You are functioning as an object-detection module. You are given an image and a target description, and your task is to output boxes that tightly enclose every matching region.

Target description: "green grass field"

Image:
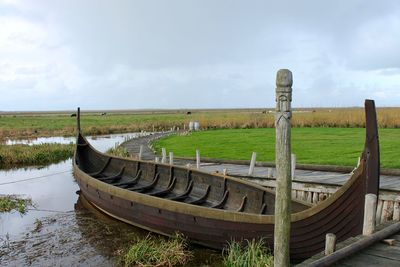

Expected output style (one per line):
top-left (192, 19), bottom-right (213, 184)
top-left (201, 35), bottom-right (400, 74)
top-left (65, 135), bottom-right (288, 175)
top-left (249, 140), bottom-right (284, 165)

top-left (154, 128), bottom-right (400, 169)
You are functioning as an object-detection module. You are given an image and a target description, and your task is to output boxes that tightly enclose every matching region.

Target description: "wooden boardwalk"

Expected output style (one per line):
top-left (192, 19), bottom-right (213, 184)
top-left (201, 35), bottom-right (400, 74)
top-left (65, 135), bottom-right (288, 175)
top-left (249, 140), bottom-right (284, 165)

top-left (122, 132), bottom-right (400, 192)
top-left (297, 223), bottom-right (400, 266)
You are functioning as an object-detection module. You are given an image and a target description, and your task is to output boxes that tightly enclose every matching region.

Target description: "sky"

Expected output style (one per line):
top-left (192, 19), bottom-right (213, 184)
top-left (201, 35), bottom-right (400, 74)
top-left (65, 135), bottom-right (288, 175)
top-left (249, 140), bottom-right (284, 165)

top-left (1, 0), bottom-right (400, 111)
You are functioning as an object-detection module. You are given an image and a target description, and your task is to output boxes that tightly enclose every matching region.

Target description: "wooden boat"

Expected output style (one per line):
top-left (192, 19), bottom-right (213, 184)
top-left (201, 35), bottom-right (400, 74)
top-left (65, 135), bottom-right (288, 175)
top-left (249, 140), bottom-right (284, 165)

top-left (73, 100), bottom-right (379, 262)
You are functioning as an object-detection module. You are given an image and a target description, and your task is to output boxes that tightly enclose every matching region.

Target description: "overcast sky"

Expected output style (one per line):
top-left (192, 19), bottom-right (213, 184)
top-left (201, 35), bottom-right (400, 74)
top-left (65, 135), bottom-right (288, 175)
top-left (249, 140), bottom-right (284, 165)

top-left (1, 0), bottom-right (399, 111)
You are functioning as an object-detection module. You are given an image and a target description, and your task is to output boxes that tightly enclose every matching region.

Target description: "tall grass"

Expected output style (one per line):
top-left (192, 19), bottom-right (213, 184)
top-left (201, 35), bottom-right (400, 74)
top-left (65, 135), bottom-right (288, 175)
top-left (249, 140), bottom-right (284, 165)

top-left (223, 239), bottom-right (273, 267)
top-left (0, 143), bottom-right (74, 167)
top-left (119, 233), bottom-right (192, 267)
top-left (106, 145), bottom-right (130, 158)
top-left (0, 108), bottom-right (399, 141)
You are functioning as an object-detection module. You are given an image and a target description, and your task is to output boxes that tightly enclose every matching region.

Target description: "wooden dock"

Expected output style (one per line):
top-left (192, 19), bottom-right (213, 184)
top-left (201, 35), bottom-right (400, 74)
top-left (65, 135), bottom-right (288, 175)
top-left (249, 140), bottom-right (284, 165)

top-left (297, 222), bottom-right (400, 266)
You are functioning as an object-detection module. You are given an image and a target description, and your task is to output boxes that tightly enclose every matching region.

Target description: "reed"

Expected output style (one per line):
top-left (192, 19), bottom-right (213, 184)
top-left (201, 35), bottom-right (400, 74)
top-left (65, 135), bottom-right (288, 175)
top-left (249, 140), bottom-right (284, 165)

top-left (0, 195), bottom-right (33, 214)
top-left (120, 233), bottom-right (192, 267)
top-left (0, 143), bottom-right (74, 167)
top-left (223, 239), bottom-right (273, 267)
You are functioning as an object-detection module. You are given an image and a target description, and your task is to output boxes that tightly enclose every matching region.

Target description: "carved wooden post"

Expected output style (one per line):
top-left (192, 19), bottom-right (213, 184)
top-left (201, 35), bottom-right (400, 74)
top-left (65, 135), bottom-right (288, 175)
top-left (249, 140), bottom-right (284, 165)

top-left (274, 69), bottom-right (293, 267)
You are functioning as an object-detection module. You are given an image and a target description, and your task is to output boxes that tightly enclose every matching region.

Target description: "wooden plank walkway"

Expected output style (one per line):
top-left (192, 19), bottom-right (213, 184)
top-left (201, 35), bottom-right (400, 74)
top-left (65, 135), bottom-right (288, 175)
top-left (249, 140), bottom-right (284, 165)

top-left (121, 133), bottom-right (400, 191)
top-left (297, 223), bottom-right (400, 266)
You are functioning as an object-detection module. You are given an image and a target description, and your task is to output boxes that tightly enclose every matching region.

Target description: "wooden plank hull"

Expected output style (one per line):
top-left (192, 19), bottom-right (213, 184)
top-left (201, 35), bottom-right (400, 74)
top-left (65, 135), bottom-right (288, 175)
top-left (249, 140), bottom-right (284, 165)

top-left (73, 100), bottom-right (380, 262)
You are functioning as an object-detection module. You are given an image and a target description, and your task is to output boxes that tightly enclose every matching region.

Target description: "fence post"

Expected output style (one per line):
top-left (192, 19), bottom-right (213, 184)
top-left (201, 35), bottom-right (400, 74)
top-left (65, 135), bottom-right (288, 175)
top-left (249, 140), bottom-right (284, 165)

top-left (274, 69), bottom-right (293, 267)
top-left (363, 193), bottom-right (377, 236)
top-left (161, 148), bottom-right (167, 163)
top-left (138, 145), bottom-right (143, 160)
top-left (248, 152), bottom-right (257, 176)
top-left (325, 233), bottom-right (336, 255)
top-left (196, 149), bottom-right (200, 169)
top-left (169, 152), bottom-right (174, 165)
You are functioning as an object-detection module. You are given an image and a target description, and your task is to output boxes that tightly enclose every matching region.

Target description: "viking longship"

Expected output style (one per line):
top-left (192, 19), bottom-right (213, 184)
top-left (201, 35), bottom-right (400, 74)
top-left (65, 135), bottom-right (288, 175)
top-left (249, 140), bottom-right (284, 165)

top-left (73, 100), bottom-right (379, 261)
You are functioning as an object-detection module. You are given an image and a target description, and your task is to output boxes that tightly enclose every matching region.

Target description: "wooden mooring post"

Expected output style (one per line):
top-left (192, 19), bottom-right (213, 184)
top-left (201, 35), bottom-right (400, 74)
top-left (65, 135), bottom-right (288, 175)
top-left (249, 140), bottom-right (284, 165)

top-left (161, 148), bottom-right (167, 163)
top-left (138, 145), bottom-right (143, 160)
top-left (363, 193), bottom-right (377, 235)
top-left (325, 233), bottom-right (337, 255)
top-left (274, 69), bottom-right (293, 267)
top-left (196, 149), bottom-right (200, 169)
top-left (248, 152), bottom-right (257, 175)
top-left (169, 152), bottom-right (174, 165)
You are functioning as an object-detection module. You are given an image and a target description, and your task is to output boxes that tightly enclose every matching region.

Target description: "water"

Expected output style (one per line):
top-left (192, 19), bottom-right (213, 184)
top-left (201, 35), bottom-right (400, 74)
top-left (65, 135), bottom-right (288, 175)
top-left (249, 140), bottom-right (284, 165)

top-left (0, 133), bottom-right (140, 239)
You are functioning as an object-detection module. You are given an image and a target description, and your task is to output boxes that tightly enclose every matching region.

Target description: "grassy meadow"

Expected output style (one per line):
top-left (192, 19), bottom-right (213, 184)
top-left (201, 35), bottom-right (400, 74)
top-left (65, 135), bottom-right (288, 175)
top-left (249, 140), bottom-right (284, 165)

top-left (0, 107), bottom-right (399, 141)
top-left (154, 128), bottom-right (400, 169)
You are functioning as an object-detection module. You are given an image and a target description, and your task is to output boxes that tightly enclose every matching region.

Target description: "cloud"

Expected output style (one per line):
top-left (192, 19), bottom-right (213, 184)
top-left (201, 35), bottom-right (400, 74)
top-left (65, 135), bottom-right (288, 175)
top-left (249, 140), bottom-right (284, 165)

top-left (0, 0), bottom-right (400, 110)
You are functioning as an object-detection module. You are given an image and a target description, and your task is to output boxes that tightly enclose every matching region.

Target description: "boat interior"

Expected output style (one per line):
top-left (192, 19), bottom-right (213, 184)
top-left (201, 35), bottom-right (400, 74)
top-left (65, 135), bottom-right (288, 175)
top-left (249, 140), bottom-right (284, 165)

top-left (75, 134), bottom-right (309, 215)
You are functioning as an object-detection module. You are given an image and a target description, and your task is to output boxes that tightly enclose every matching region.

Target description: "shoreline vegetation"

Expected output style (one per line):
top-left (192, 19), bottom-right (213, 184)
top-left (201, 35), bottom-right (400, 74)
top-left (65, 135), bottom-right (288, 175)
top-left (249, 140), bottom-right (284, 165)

top-left (0, 143), bottom-right (74, 168)
top-left (0, 108), bottom-right (399, 141)
top-left (0, 195), bottom-right (34, 214)
top-left (118, 233), bottom-right (192, 267)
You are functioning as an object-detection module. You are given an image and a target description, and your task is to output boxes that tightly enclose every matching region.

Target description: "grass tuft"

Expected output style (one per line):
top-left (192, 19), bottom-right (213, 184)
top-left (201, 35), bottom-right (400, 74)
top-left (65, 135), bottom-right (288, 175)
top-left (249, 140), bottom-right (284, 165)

top-left (0, 195), bottom-right (34, 214)
top-left (119, 233), bottom-right (192, 267)
top-left (0, 143), bottom-right (74, 168)
top-left (223, 239), bottom-right (273, 267)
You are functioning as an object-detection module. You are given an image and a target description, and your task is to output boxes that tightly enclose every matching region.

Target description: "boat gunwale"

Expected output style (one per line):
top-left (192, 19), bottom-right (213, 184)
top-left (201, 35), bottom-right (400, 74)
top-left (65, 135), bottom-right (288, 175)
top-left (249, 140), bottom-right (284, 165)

top-left (73, 133), bottom-right (364, 224)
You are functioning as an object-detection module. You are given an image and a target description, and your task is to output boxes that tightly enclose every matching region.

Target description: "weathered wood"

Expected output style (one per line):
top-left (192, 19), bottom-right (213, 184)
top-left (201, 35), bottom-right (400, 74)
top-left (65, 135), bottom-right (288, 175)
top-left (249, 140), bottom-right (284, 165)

top-left (393, 198), bottom-right (400, 221)
top-left (267, 168), bottom-right (273, 178)
top-left (382, 239), bottom-right (396, 246)
top-left (381, 200), bottom-right (393, 223)
top-left (196, 149), bottom-right (200, 169)
top-left (363, 193), bottom-right (377, 236)
top-left (138, 145), bottom-right (143, 160)
top-left (161, 148), bottom-right (167, 163)
top-left (248, 152), bottom-right (257, 176)
top-left (376, 199), bottom-right (383, 225)
top-left (325, 233), bottom-right (336, 255)
top-left (222, 168), bottom-right (227, 176)
top-left (274, 69), bottom-right (293, 267)
top-left (169, 152), bottom-right (174, 165)
top-left (291, 153), bottom-right (296, 179)
top-left (155, 157), bottom-right (159, 163)
top-left (302, 222), bottom-right (400, 267)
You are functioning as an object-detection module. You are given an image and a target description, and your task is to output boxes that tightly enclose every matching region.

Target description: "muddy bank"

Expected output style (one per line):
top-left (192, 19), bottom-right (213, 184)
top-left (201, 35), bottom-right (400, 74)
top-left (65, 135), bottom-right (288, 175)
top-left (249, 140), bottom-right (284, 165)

top-left (1, 204), bottom-right (222, 266)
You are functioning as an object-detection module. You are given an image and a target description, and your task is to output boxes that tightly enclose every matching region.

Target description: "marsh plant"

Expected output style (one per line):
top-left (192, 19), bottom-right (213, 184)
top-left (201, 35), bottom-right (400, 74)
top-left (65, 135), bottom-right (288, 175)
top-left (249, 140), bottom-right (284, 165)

top-left (0, 195), bottom-right (34, 214)
top-left (223, 238), bottom-right (273, 267)
top-left (120, 233), bottom-right (192, 267)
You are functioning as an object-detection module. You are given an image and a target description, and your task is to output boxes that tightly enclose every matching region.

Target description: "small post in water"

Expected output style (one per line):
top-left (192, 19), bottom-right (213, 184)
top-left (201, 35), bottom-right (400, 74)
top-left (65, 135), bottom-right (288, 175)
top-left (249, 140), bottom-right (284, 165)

top-left (274, 69), bottom-right (293, 267)
top-left (248, 152), bottom-right (257, 176)
top-left (138, 145), bottom-right (143, 160)
top-left (169, 152), bottom-right (174, 165)
top-left (196, 149), bottom-right (200, 169)
top-left (325, 233), bottom-right (336, 255)
top-left (363, 193), bottom-right (377, 235)
top-left (223, 168), bottom-right (227, 176)
top-left (161, 148), bottom-right (167, 163)
top-left (155, 157), bottom-right (159, 163)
